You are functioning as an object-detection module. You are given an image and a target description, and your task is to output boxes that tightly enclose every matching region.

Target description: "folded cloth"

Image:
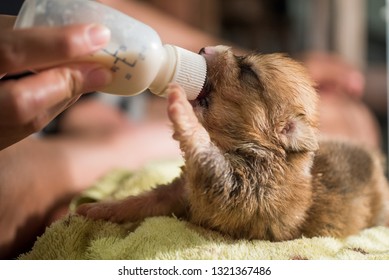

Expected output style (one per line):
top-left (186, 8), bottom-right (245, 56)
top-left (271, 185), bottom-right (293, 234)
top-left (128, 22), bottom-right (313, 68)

top-left (19, 160), bottom-right (389, 260)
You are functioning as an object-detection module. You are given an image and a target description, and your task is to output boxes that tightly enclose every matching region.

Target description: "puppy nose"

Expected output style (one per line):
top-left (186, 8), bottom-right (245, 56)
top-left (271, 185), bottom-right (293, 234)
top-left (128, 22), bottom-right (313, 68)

top-left (199, 46), bottom-right (228, 56)
top-left (199, 47), bottom-right (215, 55)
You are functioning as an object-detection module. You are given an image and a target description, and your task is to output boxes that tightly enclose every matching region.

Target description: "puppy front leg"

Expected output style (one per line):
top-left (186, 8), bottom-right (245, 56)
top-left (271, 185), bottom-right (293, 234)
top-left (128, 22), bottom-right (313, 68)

top-left (167, 84), bottom-right (232, 190)
top-left (76, 176), bottom-right (188, 223)
top-left (167, 85), bottom-right (211, 152)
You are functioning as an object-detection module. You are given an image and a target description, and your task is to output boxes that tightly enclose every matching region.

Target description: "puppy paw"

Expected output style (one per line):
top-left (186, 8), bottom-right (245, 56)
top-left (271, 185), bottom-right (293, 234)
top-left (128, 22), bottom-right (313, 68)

top-left (167, 84), bottom-right (210, 152)
top-left (76, 199), bottom-right (140, 223)
top-left (167, 84), bottom-right (199, 137)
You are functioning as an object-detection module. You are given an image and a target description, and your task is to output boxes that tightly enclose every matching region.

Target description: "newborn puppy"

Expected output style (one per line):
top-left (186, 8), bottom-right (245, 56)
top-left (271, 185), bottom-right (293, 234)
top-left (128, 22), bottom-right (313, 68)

top-left (77, 46), bottom-right (389, 241)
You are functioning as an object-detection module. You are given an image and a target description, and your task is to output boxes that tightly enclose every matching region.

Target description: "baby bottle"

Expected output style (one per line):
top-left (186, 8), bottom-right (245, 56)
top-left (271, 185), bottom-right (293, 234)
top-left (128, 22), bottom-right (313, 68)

top-left (14, 0), bottom-right (207, 100)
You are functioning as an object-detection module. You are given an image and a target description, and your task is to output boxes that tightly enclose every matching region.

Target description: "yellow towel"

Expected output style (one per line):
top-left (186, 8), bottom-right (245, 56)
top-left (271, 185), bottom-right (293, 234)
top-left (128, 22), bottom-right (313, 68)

top-left (19, 160), bottom-right (389, 260)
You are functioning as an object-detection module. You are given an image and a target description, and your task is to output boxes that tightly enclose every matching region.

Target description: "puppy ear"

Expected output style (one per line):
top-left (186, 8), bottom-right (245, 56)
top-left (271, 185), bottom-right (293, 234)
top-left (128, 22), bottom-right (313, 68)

top-left (279, 117), bottom-right (318, 152)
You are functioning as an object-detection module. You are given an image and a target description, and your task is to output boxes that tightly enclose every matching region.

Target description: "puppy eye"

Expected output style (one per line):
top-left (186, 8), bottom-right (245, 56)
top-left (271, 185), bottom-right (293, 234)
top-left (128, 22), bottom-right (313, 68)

top-left (239, 63), bottom-right (259, 82)
top-left (234, 55), bottom-right (260, 84)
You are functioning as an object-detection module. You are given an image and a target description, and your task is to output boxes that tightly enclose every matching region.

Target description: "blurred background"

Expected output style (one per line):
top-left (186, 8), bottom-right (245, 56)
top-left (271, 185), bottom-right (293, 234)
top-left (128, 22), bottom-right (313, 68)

top-left (1, 0), bottom-right (387, 153)
top-left (142, 0), bottom-right (387, 153)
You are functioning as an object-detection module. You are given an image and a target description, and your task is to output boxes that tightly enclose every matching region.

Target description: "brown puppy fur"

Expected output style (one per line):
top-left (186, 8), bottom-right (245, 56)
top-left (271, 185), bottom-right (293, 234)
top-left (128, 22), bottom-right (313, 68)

top-left (77, 46), bottom-right (389, 241)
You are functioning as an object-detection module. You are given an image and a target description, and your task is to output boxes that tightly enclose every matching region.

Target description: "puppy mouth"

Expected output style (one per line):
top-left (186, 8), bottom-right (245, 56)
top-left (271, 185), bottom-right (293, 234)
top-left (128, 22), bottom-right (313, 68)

top-left (190, 77), bottom-right (212, 108)
top-left (190, 48), bottom-right (213, 108)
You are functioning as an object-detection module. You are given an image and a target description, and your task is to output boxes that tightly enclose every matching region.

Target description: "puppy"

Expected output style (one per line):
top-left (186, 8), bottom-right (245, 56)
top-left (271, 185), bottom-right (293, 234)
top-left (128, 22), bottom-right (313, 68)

top-left (77, 46), bottom-right (389, 241)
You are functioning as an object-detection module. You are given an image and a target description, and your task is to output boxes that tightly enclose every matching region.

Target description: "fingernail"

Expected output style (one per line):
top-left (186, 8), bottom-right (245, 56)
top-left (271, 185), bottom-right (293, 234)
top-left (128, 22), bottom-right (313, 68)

top-left (86, 24), bottom-right (111, 47)
top-left (84, 65), bottom-right (113, 91)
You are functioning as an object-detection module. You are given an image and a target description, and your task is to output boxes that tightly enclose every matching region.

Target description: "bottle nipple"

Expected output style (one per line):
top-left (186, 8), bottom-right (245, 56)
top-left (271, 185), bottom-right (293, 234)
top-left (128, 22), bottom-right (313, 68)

top-left (149, 45), bottom-right (207, 100)
top-left (171, 46), bottom-right (207, 100)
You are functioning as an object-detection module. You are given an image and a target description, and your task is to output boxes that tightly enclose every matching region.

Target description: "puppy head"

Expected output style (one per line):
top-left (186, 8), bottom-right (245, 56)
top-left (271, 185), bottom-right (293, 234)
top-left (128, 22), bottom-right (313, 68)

top-left (192, 46), bottom-right (319, 154)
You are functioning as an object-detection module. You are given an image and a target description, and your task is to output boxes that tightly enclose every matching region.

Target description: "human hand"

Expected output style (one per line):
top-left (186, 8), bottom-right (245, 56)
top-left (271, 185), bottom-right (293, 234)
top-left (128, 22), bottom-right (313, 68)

top-left (302, 52), bottom-right (365, 98)
top-left (0, 19), bottom-right (113, 150)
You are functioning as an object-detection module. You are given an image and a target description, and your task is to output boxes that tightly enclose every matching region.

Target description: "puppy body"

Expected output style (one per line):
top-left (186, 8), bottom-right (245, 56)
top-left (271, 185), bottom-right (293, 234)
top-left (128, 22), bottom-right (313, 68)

top-left (78, 46), bottom-right (389, 241)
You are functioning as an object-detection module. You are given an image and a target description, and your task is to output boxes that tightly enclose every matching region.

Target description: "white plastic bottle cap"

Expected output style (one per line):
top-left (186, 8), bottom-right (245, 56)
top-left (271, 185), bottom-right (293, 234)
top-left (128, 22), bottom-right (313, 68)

top-left (171, 46), bottom-right (207, 100)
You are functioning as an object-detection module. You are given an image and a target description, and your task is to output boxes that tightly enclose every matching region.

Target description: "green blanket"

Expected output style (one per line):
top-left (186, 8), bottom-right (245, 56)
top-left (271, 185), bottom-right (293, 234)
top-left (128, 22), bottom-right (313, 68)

top-left (20, 160), bottom-right (389, 260)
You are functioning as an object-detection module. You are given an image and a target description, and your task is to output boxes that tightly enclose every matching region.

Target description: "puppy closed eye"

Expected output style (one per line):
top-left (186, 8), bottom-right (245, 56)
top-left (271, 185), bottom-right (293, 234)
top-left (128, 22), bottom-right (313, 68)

top-left (234, 56), bottom-right (261, 87)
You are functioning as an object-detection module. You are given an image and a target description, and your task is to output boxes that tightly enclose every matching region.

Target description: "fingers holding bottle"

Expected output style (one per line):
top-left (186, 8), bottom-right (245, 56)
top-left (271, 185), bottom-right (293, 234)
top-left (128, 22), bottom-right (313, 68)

top-left (0, 23), bottom-right (111, 75)
top-left (0, 23), bottom-right (113, 149)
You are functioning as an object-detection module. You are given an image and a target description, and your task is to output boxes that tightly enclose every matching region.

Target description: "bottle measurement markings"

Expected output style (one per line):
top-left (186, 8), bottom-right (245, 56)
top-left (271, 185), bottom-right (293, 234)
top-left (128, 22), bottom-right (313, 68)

top-left (102, 45), bottom-right (148, 80)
